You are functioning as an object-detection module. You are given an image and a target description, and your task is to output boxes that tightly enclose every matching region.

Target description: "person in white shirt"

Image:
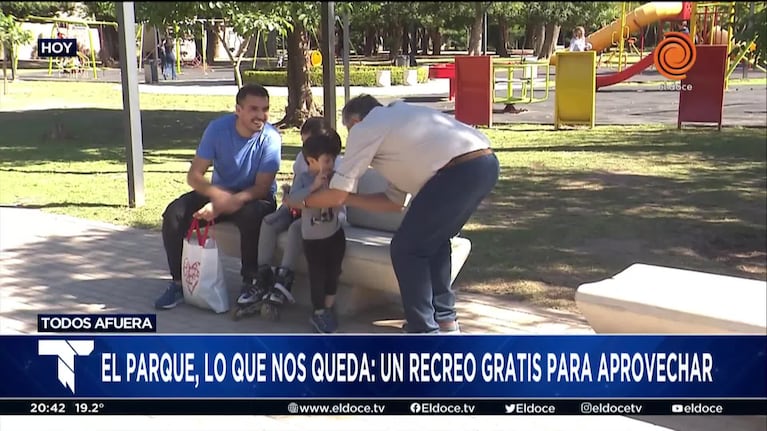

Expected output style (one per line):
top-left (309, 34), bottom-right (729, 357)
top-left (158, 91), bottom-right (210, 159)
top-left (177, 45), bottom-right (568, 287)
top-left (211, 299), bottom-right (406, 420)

top-left (569, 26), bottom-right (592, 52)
top-left (301, 95), bottom-right (500, 334)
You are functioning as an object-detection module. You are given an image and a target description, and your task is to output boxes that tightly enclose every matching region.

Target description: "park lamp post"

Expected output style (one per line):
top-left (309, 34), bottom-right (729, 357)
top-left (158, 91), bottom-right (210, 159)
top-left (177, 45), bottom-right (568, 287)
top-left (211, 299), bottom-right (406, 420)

top-left (115, 1), bottom-right (145, 208)
top-left (320, 1), bottom-right (337, 130)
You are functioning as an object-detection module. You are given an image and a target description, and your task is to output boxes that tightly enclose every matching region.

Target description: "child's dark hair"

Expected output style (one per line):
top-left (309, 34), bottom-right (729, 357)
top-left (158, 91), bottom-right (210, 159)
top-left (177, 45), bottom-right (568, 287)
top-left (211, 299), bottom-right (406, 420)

top-left (302, 132), bottom-right (342, 163)
top-left (300, 116), bottom-right (332, 137)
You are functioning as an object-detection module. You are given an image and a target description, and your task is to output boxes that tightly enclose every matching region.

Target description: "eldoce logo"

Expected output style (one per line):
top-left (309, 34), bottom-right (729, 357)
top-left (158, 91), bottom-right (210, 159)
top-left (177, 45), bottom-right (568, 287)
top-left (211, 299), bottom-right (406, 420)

top-left (38, 340), bottom-right (94, 394)
top-left (654, 32), bottom-right (697, 80)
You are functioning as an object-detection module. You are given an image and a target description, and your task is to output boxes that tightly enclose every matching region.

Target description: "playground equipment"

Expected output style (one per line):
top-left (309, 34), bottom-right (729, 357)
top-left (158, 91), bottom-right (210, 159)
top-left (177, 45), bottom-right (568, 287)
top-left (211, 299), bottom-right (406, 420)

top-left (550, 1), bottom-right (753, 91)
top-left (25, 15), bottom-right (114, 79)
top-left (554, 51), bottom-right (596, 130)
top-left (429, 55), bottom-right (552, 122)
top-left (493, 57), bottom-right (552, 106)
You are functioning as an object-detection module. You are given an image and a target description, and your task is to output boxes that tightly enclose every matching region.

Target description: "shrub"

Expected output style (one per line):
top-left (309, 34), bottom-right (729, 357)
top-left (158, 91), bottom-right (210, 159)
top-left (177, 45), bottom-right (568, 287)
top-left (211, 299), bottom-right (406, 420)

top-left (241, 65), bottom-right (429, 87)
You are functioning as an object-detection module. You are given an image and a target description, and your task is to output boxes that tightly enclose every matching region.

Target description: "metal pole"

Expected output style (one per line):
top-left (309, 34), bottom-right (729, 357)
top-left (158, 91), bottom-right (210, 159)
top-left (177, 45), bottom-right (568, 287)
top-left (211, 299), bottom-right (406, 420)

top-left (482, 12), bottom-right (488, 55)
top-left (115, 2), bottom-right (145, 208)
top-left (342, 12), bottom-right (350, 105)
top-left (320, 1), bottom-right (337, 129)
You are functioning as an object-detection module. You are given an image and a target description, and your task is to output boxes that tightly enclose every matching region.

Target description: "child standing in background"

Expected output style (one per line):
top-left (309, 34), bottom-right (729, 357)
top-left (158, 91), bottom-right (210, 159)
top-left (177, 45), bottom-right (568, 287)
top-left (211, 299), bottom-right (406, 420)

top-left (285, 133), bottom-right (345, 333)
top-left (569, 26), bottom-right (593, 52)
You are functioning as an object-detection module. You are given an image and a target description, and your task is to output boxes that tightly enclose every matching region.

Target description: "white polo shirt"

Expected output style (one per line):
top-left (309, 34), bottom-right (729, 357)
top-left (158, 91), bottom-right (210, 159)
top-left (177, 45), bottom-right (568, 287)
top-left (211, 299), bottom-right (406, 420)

top-left (329, 102), bottom-right (491, 204)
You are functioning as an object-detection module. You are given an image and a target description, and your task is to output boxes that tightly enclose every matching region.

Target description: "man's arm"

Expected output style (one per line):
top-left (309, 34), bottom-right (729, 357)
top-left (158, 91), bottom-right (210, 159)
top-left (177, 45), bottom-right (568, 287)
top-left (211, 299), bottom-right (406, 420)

top-left (233, 172), bottom-right (277, 204)
top-left (285, 174), bottom-right (314, 209)
top-left (304, 119), bottom-right (383, 208)
top-left (187, 156), bottom-right (226, 198)
top-left (345, 192), bottom-right (406, 212)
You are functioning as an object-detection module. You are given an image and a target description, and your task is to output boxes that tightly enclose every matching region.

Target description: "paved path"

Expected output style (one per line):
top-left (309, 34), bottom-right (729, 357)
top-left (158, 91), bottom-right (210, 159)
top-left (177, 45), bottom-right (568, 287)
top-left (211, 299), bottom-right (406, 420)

top-left (16, 66), bottom-right (766, 127)
top-left (2, 206), bottom-right (765, 431)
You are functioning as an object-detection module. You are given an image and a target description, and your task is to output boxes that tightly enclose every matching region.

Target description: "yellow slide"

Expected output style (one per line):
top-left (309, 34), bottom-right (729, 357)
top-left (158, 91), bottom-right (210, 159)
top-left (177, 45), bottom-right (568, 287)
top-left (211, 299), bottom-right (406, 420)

top-left (550, 2), bottom-right (685, 66)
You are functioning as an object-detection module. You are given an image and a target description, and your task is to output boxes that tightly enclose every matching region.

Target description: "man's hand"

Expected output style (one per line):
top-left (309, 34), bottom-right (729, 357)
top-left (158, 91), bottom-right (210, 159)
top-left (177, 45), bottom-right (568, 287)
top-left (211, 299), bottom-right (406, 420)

top-left (193, 202), bottom-right (218, 221)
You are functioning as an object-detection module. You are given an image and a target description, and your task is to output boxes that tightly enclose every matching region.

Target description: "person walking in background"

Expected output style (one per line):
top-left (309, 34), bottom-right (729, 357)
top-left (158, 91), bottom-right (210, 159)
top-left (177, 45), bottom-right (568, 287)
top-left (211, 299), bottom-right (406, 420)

top-left (163, 39), bottom-right (177, 80)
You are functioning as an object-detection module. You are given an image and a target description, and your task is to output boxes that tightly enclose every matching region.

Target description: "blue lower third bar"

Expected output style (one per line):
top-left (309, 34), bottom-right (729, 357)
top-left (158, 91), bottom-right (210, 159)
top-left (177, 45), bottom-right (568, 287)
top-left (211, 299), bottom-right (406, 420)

top-left (37, 314), bottom-right (157, 333)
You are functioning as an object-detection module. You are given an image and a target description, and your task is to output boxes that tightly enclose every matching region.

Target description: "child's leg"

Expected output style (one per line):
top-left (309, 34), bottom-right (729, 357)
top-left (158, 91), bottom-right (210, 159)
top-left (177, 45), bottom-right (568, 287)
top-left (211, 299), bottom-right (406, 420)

top-left (323, 228), bottom-right (346, 310)
top-left (279, 219), bottom-right (304, 270)
top-left (302, 238), bottom-right (328, 312)
top-left (257, 207), bottom-right (292, 267)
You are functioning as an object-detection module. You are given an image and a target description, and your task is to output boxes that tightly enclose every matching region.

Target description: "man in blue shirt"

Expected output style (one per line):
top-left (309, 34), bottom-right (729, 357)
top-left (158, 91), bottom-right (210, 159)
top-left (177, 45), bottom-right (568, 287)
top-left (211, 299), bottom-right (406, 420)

top-left (155, 83), bottom-right (281, 310)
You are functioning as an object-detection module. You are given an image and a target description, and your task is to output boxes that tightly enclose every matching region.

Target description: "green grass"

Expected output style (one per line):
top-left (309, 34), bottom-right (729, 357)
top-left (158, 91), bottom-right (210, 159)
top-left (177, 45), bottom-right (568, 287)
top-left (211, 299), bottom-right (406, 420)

top-left (1, 81), bottom-right (765, 310)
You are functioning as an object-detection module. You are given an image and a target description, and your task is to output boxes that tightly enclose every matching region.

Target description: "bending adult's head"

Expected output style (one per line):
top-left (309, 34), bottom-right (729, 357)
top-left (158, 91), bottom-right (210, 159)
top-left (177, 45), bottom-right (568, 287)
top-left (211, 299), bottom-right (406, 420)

top-left (341, 94), bottom-right (383, 131)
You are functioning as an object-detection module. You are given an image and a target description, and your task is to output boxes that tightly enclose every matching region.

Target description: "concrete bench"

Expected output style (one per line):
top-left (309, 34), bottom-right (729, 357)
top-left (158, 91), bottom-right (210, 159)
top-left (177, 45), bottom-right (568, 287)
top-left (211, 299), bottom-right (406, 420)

top-left (575, 263), bottom-right (767, 334)
top-left (214, 168), bottom-right (473, 316)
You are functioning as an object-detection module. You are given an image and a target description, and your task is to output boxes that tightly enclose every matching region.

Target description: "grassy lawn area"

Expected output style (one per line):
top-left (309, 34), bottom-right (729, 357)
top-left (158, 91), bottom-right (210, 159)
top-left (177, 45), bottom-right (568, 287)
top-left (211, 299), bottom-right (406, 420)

top-left (1, 81), bottom-right (765, 311)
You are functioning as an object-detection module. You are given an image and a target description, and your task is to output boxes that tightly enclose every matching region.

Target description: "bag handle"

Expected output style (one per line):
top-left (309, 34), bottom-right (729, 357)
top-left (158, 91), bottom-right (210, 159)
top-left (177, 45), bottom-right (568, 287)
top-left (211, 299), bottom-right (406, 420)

top-left (186, 218), bottom-right (215, 246)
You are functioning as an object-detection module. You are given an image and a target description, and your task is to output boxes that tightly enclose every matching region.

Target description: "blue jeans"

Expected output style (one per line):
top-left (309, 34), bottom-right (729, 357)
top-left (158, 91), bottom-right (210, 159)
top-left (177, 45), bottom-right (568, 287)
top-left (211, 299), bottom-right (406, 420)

top-left (391, 152), bottom-right (500, 333)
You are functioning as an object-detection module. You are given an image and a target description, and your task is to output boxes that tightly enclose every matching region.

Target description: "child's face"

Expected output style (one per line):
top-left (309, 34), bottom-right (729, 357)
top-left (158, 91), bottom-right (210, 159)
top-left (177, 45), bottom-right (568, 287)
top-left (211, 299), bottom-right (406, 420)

top-left (306, 154), bottom-right (335, 175)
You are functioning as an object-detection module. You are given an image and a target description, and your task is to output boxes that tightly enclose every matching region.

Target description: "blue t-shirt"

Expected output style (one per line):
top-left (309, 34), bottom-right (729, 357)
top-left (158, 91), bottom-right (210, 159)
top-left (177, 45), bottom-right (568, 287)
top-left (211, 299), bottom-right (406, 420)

top-left (196, 114), bottom-right (281, 195)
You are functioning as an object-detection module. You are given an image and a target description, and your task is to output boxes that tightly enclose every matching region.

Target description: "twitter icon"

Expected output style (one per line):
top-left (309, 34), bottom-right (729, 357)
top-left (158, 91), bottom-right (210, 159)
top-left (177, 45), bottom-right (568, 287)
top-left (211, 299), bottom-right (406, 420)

top-left (505, 404), bottom-right (516, 414)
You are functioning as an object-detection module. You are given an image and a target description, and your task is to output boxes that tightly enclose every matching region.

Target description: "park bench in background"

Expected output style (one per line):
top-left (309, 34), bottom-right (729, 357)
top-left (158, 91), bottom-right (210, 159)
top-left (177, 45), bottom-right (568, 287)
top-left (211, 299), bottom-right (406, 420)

top-left (215, 168), bottom-right (473, 316)
top-left (576, 263), bottom-right (767, 334)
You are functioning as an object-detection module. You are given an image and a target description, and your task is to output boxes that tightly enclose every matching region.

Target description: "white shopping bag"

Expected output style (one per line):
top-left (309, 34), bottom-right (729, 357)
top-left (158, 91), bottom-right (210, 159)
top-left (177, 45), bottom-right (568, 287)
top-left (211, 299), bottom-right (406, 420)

top-left (181, 218), bottom-right (230, 313)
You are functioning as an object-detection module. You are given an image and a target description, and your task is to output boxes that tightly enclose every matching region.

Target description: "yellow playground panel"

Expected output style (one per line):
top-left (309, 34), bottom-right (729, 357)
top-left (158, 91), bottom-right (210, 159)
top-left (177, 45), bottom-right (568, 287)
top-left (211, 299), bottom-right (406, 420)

top-left (554, 51), bottom-right (597, 130)
top-left (492, 58), bottom-right (552, 106)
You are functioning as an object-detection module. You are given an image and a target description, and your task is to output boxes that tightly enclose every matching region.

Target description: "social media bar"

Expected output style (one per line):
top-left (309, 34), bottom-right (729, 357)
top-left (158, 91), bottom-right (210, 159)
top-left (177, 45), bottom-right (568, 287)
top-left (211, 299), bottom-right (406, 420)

top-left (0, 398), bottom-right (764, 415)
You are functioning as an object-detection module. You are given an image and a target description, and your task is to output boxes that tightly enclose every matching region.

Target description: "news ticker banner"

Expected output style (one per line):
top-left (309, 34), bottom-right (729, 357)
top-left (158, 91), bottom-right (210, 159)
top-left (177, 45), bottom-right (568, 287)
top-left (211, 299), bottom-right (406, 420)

top-left (2, 398), bottom-right (766, 416)
top-left (0, 334), bottom-right (765, 400)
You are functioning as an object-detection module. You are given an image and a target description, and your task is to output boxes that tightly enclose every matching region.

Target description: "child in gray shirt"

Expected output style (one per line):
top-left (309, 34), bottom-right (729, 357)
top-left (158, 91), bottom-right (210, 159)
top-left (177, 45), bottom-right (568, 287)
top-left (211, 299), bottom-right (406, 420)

top-left (236, 118), bottom-right (341, 321)
top-left (285, 133), bottom-right (345, 333)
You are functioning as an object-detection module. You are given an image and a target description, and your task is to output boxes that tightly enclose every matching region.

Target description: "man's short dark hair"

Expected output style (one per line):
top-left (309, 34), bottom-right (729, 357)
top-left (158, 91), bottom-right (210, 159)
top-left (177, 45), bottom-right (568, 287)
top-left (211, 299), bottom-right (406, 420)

top-left (302, 132), bottom-right (342, 163)
top-left (236, 84), bottom-right (269, 105)
top-left (342, 94), bottom-right (383, 123)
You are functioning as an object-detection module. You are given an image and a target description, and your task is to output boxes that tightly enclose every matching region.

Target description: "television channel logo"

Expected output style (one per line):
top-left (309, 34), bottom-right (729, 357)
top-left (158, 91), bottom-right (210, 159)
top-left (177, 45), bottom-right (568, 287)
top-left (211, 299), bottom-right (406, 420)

top-left (653, 32), bottom-right (697, 80)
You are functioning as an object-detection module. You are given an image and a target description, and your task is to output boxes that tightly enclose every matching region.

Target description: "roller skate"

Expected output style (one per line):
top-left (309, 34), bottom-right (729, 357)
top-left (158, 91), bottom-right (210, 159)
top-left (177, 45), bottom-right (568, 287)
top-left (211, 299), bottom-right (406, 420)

top-left (231, 265), bottom-right (274, 321)
top-left (261, 267), bottom-right (296, 321)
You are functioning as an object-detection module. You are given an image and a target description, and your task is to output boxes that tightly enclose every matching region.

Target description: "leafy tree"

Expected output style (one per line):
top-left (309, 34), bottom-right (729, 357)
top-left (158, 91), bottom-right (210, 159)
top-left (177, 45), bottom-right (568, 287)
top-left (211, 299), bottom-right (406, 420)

top-left (466, 2), bottom-right (492, 55)
top-left (489, 2), bottom-right (526, 56)
top-left (0, 10), bottom-right (33, 82)
top-left (0, 1), bottom-right (75, 18)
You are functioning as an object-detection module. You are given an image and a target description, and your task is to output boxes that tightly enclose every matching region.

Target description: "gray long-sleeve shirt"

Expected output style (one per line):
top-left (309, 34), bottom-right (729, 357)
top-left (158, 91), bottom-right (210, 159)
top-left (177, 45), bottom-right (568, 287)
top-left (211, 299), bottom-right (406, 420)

top-left (286, 171), bottom-right (343, 240)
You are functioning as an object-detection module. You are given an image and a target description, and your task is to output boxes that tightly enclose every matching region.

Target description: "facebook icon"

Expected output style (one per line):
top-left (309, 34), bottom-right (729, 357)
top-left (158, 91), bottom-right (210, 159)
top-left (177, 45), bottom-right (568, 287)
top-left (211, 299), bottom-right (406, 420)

top-left (37, 38), bottom-right (78, 58)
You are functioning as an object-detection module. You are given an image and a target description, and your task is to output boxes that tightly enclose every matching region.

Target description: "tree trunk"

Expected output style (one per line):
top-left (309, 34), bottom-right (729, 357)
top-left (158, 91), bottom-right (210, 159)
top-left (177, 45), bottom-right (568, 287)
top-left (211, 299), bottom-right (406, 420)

top-left (387, 24), bottom-right (403, 60)
top-left (401, 26), bottom-right (410, 56)
top-left (430, 28), bottom-right (442, 55)
top-left (532, 23), bottom-right (545, 58)
top-left (420, 26), bottom-right (430, 55)
top-left (205, 22), bottom-right (218, 65)
top-left (467, 5), bottom-right (485, 55)
top-left (98, 25), bottom-right (120, 66)
top-left (8, 45), bottom-right (17, 81)
top-left (497, 17), bottom-right (509, 57)
top-left (409, 24), bottom-right (418, 66)
top-left (363, 28), bottom-right (376, 56)
top-left (538, 22), bottom-right (561, 59)
top-left (523, 17), bottom-right (542, 50)
top-left (277, 23), bottom-right (319, 129)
